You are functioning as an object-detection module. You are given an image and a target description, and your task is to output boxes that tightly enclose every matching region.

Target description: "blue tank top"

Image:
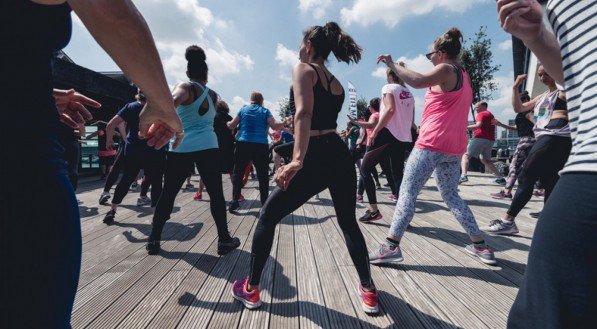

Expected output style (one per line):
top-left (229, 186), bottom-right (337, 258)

top-left (170, 82), bottom-right (219, 153)
top-left (236, 104), bottom-right (272, 144)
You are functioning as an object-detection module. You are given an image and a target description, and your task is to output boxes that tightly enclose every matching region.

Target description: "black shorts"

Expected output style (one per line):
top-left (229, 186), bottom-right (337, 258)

top-left (99, 155), bottom-right (116, 166)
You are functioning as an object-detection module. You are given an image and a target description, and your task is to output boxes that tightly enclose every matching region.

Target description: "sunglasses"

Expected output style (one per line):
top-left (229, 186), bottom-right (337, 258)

top-left (425, 51), bottom-right (440, 60)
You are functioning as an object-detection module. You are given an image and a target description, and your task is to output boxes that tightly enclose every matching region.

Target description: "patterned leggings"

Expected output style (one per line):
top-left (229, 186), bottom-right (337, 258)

top-left (389, 148), bottom-right (483, 240)
top-left (505, 136), bottom-right (536, 190)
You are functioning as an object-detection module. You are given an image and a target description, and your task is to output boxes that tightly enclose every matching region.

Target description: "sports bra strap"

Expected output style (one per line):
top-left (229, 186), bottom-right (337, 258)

top-left (450, 64), bottom-right (463, 92)
top-left (307, 63), bottom-right (335, 92)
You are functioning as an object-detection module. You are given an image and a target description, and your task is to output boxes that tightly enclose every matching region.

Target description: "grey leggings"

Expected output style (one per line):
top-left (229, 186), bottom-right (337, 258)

top-left (389, 148), bottom-right (482, 240)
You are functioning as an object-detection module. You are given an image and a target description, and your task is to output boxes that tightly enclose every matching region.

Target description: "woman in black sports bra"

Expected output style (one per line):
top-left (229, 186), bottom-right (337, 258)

top-left (232, 22), bottom-right (380, 314)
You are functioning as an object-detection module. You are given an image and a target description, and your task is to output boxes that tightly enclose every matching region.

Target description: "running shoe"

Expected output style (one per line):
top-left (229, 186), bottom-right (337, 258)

top-left (239, 194), bottom-right (245, 202)
top-left (218, 237), bottom-right (241, 255)
top-left (388, 194), bottom-right (398, 202)
top-left (356, 194), bottom-right (364, 202)
top-left (459, 175), bottom-right (468, 184)
top-left (464, 244), bottom-right (497, 265)
top-left (131, 181), bottom-right (138, 189)
top-left (483, 219), bottom-right (519, 235)
top-left (232, 277), bottom-right (262, 309)
top-left (358, 284), bottom-right (380, 314)
top-left (358, 210), bottom-right (382, 223)
top-left (229, 200), bottom-right (240, 213)
top-left (99, 191), bottom-right (111, 205)
top-left (492, 177), bottom-right (507, 185)
top-left (369, 243), bottom-right (403, 264)
top-left (490, 191), bottom-right (512, 200)
top-left (136, 196), bottom-right (151, 206)
top-left (146, 240), bottom-right (160, 255)
top-left (533, 190), bottom-right (545, 197)
top-left (193, 192), bottom-right (202, 201)
top-left (376, 183), bottom-right (382, 190)
top-left (530, 211), bottom-right (541, 219)
top-left (250, 173), bottom-right (256, 180)
top-left (185, 183), bottom-right (194, 190)
top-left (103, 210), bottom-right (116, 225)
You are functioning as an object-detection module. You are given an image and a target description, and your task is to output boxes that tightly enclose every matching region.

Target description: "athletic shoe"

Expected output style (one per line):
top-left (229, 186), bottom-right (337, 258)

top-left (530, 211), bottom-right (541, 219)
top-left (533, 190), bottom-right (545, 197)
top-left (490, 191), bottom-right (512, 200)
top-left (356, 194), bottom-right (364, 202)
top-left (146, 240), bottom-right (160, 255)
top-left (483, 219), bottom-right (519, 235)
top-left (103, 210), bottom-right (116, 225)
top-left (465, 244), bottom-right (497, 265)
top-left (229, 200), bottom-right (240, 213)
top-left (388, 194), bottom-right (398, 202)
top-left (459, 175), bottom-right (468, 184)
top-left (492, 177), bottom-right (507, 185)
top-left (218, 237), bottom-right (241, 255)
top-left (136, 196), bottom-right (151, 206)
top-left (232, 277), bottom-right (262, 309)
top-left (193, 192), bottom-right (202, 201)
top-left (376, 183), bottom-right (382, 190)
top-left (358, 210), bottom-right (382, 223)
top-left (358, 284), bottom-right (380, 314)
top-left (250, 173), bottom-right (256, 180)
top-left (369, 243), bottom-right (404, 264)
top-left (185, 183), bottom-right (194, 190)
top-left (239, 194), bottom-right (245, 202)
top-left (99, 191), bottom-right (111, 205)
top-left (131, 181), bottom-right (138, 189)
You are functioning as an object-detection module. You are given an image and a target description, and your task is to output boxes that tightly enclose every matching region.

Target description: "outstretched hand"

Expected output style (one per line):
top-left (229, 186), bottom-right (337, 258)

top-left (139, 101), bottom-right (183, 150)
top-left (376, 54), bottom-right (394, 66)
top-left (54, 89), bottom-right (101, 128)
top-left (497, 0), bottom-right (544, 43)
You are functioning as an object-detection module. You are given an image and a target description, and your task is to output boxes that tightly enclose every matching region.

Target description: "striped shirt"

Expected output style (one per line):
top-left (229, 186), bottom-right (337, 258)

top-left (547, 0), bottom-right (597, 173)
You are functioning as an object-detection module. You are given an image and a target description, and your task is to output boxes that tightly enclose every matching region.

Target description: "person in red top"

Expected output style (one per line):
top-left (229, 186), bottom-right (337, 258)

top-left (460, 102), bottom-right (506, 184)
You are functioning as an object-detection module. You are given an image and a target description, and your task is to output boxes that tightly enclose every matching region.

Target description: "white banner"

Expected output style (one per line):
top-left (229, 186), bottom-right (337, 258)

top-left (348, 81), bottom-right (357, 118)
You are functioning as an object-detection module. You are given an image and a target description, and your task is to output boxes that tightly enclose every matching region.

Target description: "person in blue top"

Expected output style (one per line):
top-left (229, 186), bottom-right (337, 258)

top-left (227, 92), bottom-right (289, 212)
top-left (146, 46), bottom-right (240, 256)
top-left (103, 90), bottom-right (169, 224)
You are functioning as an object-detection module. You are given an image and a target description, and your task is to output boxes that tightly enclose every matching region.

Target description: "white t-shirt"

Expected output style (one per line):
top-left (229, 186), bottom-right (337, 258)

top-left (380, 84), bottom-right (415, 142)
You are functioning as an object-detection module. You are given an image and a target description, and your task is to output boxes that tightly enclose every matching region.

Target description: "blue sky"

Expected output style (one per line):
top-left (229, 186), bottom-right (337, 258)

top-left (65, 0), bottom-right (516, 130)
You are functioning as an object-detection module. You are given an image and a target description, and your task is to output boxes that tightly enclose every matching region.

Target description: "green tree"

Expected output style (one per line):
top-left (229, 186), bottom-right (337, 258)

top-left (460, 26), bottom-right (501, 116)
top-left (277, 96), bottom-right (295, 119)
top-left (357, 97), bottom-right (368, 119)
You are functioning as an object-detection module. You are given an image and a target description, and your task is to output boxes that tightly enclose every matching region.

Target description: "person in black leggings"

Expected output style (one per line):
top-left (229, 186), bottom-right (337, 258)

top-left (147, 46), bottom-right (239, 256)
top-left (2, 1), bottom-right (182, 328)
top-left (485, 66), bottom-right (571, 235)
top-left (232, 22), bottom-right (380, 314)
top-left (227, 92), bottom-right (289, 212)
top-left (102, 91), bottom-right (168, 224)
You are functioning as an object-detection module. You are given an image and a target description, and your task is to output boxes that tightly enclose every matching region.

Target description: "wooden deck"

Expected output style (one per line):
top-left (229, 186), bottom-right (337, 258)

top-left (73, 172), bottom-right (542, 329)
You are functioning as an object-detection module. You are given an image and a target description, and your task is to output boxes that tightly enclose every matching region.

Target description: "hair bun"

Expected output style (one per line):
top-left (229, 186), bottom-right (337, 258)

top-left (445, 27), bottom-right (463, 42)
top-left (185, 45), bottom-right (206, 63)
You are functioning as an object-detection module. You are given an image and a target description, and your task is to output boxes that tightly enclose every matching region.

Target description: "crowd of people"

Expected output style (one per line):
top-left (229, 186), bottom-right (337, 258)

top-left (3, 0), bottom-right (595, 328)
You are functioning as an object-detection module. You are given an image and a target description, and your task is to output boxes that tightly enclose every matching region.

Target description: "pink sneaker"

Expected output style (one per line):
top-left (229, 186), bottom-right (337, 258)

top-left (388, 194), bottom-right (398, 202)
top-left (490, 191), bottom-right (512, 199)
top-left (239, 194), bottom-right (245, 202)
top-left (231, 277), bottom-right (262, 309)
top-left (358, 284), bottom-right (379, 314)
top-left (356, 194), bottom-right (364, 202)
top-left (193, 192), bottom-right (202, 200)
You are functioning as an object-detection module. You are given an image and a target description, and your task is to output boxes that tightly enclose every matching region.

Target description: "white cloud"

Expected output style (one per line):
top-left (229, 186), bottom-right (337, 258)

top-left (487, 71), bottom-right (516, 123)
top-left (299, 0), bottom-right (332, 19)
top-left (498, 39), bottom-right (513, 51)
top-left (371, 55), bottom-right (434, 80)
top-left (126, 0), bottom-right (253, 86)
top-left (275, 44), bottom-right (299, 81)
top-left (341, 0), bottom-right (487, 27)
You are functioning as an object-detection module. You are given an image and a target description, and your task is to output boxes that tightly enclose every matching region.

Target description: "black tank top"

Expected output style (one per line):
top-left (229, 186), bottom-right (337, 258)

top-left (515, 111), bottom-right (535, 138)
top-left (2, 1), bottom-right (72, 172)
top-left (289, 63), bottom-right (344, 130)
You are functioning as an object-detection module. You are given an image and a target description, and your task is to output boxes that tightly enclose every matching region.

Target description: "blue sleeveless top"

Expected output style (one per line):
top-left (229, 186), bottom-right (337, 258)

top-left (170, 82), bottom-right (219, 153)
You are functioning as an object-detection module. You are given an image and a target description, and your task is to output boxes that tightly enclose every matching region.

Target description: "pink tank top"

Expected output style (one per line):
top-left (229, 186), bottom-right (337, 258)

top-left (366, 112), bottom-right (380, 145)
top-left (415, 67), bottom-right (472, 155)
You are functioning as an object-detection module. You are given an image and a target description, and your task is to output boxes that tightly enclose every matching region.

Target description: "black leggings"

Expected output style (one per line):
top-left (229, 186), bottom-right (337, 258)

top-left (232, 142), bottom-right (270, 204)
top-left (360, 128), bottom-right (409, 204)
top-left (248, 133), bottom-right (372, 287)
top-left (507, 135), bottom-right (571, 218)
top-left (508, 173), bottom-right (597, 328)
top-left (152, 149), bottom-right (231, 242)
top-left (112, 151), bottom-right (165, 207)
top-left (104, 146), bottom-right (125, 192)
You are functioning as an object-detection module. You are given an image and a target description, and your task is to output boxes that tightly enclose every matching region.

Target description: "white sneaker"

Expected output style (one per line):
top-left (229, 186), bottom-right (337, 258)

top-left (99, 192), bottom-right (111, 205)
top-left (483, 219), bottom-right (519, 235)
top-left (136, 196), bottom-right (151, 206)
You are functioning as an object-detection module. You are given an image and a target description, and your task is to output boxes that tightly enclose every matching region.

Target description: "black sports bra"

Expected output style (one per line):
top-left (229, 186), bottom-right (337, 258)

top-left (289, 63), bottom-right (344, 130)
